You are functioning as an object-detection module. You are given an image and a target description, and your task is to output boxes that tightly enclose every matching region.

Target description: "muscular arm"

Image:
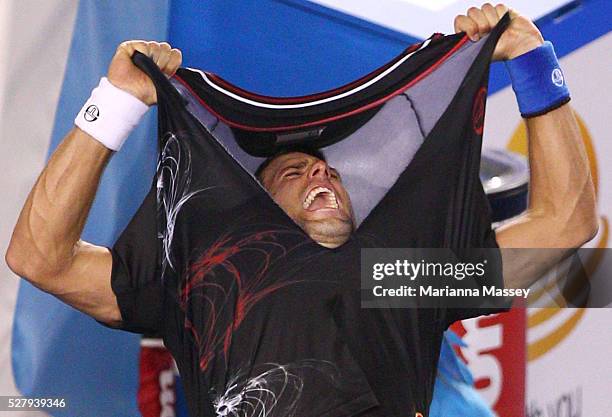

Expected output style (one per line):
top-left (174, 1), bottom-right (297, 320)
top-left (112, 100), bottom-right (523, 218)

top-left (5, 41), bottom-right (181, 326)
top-left (6, 129), bottom-right (120, 324)
top-left (455, 4), bottom-right (598, 290)
top-left (495, 105), bottom-right (598, 289)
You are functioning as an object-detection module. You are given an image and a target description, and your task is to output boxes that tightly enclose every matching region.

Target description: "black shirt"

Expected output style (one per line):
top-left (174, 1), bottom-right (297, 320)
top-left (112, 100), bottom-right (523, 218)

top-left (109, 120), bottom-right (502, 416)
top-left (109, 16), bottom-right (510, 416)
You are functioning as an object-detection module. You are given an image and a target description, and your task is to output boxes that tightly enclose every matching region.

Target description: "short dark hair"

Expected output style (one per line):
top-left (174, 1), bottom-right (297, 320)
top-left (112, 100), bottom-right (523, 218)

top-left (254, 145), bottom-right (326, 182)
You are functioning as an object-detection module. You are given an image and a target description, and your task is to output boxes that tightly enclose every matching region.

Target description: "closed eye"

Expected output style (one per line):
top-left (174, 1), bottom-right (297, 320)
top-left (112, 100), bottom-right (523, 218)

top-left (284, 170), bottom-right (301, 178)
top-left (280, 162), bottom-right (307, 179)
top-left (330, 168), bottom-right (341, 180)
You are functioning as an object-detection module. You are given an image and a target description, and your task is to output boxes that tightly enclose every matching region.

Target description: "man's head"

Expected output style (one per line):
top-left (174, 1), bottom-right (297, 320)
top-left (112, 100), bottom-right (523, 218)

top-left (256, 147), bottom-right (355, 248)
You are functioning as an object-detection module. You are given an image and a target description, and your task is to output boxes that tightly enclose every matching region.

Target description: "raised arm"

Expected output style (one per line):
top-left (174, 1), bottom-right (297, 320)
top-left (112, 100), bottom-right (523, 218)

top-left (455, 4), bottom-right (598, 289)
top-left (5, 41), bottom-right (181, 325)
top-left (495, 106), bottom-right (597, 288)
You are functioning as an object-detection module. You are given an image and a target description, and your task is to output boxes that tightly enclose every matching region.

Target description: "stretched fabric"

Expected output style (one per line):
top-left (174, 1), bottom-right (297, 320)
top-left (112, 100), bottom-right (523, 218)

top-left (108, 14), bottom-right (510, 417)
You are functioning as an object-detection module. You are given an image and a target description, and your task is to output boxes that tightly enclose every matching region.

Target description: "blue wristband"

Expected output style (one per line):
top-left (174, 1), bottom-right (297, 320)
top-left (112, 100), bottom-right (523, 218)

top-left (505, 41), bottom-right (571, 118)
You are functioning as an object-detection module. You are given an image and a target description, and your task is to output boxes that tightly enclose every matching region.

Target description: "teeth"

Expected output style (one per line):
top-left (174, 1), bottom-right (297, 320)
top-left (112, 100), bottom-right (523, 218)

top-left (303, 186), bottom-right (338, 210)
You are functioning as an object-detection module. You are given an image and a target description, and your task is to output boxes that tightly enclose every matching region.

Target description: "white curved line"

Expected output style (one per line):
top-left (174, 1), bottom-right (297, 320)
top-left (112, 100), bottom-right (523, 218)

top-left (188, 38), bottom-right (431, 110)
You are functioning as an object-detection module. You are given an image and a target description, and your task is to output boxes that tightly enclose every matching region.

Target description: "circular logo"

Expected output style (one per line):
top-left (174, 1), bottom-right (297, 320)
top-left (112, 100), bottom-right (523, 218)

top-left (84, 104), bottom-right (99, 122)
top-left (551, 68), bottom-right (564, 87)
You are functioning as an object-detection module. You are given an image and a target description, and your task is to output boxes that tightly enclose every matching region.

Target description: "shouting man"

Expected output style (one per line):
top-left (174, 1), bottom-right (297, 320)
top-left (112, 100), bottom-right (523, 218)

top-left (7, 4), bottom-right (597, 417)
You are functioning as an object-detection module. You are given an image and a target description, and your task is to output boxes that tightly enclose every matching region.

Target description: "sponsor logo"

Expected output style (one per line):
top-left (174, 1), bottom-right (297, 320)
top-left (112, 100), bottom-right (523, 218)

top-left (526, 386), bottom-right (582, 417)
top-left (461, 318), bottom-right (504, 405)
top-left (452, 309), bottom-right (526, 415)
top-left (84, 105), bottom-right (99, 122)
top-left (551, 68), bottom-right (565, 87)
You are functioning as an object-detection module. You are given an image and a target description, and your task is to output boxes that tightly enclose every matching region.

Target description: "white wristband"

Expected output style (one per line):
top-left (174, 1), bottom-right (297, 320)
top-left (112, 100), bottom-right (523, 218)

top-left (74, 77), bottom-right (149, 151)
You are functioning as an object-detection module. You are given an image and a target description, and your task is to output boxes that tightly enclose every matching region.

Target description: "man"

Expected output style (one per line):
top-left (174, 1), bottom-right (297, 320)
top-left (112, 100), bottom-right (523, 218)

top-left (6, 4), bottom-right (597, 416)
top-left (255, 147), bottom-right (354, 249)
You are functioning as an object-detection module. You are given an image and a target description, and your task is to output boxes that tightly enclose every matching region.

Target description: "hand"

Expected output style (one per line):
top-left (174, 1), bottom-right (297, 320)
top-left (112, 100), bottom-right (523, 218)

top-left (454, 3), bottom-right (544, 61)
top-left (107, 40), bottom-right (182, 105)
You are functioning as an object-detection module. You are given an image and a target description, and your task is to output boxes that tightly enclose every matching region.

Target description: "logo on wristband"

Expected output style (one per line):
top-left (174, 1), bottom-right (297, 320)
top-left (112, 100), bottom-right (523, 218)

top-left (84, 105), bottom-right (100, 122)
top-left (551, 68), bottom-right (565, 87)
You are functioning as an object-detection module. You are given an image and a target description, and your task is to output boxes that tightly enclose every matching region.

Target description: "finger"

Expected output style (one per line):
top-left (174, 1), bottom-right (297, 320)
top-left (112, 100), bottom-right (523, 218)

top-left (453, 14), bottom-right (463, 33)
top-left (147, 41), bottom-right (163, 65)
top-left (454, 15), bottom-right (479, 41)
top-left (495, 3), bottom-right (509, 18)
top-left (482, 3), bottom-right (500, 28)
top-left (164, 49), bottom-right (183, 77)
top-left (467, 7), bottom-right (491, 38)
top-left (117, 40), bottom-right (149, 58)
top-left (156, 42), bottom-right (172, 70)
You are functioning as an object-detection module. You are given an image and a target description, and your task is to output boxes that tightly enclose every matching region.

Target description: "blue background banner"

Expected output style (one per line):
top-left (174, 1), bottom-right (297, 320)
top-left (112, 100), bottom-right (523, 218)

top-left (12, 2), bottom-right (169, 416)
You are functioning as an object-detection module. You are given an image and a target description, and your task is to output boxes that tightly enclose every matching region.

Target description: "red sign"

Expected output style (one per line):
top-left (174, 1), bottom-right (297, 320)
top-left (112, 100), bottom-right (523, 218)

top-left (138, 340), bottom-right (177, 417)
top-left (452, 307), bottom-right (526, 417)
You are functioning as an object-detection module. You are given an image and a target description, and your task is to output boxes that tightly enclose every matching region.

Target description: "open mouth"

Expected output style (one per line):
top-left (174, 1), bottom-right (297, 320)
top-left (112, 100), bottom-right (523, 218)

top-left (302, 186), bottom-right (339, 211)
